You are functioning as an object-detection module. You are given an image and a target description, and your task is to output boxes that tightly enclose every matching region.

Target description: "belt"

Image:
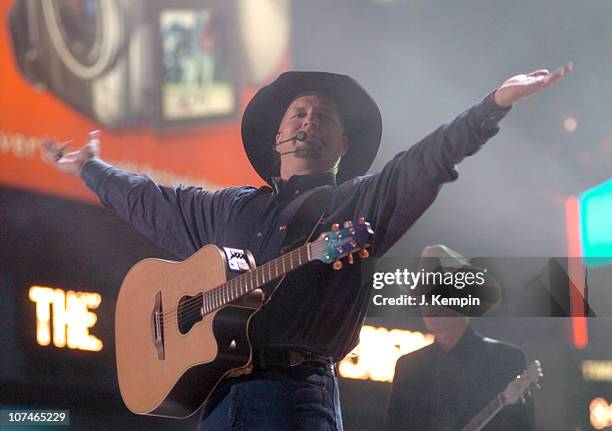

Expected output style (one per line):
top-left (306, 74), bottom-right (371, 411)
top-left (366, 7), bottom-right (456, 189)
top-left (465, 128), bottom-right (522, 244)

top-left (253, 347), bottom-right (335, 374)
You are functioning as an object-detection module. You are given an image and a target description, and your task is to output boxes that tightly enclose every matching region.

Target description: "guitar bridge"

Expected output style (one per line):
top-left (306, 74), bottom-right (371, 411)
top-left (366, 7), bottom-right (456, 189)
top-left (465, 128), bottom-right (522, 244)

top-left (151, 291), bottom-right (165, 360)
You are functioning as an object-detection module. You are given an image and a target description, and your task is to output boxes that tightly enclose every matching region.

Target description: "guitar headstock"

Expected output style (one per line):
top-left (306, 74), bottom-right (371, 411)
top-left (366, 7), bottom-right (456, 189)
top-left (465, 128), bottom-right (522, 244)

top-left (502, 360), bottom-right (543, 406)
top-left (310, 218), bottom-right (374, 269)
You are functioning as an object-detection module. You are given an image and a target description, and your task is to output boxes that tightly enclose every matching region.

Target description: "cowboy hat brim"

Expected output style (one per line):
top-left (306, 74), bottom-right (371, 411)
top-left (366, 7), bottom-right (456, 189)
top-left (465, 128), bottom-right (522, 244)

top-left (417, 245), bottom-right (502, 317)
top-left (241, 71), bottom-right (382, 185)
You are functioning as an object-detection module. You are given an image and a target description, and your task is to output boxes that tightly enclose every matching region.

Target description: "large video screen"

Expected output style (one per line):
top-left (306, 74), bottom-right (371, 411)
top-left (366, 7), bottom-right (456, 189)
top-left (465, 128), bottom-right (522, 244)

top-left (159, 9), bottom-right (237, 123)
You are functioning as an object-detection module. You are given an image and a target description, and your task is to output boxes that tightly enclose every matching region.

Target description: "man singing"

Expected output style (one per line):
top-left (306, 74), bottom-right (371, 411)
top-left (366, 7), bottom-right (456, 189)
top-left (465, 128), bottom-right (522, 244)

top-left (42, 65), bottom-right (570, 430)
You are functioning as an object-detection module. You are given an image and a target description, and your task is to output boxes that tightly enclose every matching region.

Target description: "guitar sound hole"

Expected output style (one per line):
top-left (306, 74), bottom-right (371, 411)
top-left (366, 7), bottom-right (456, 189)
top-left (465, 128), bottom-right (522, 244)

top-left (177, 294), bottom-right (203, 335)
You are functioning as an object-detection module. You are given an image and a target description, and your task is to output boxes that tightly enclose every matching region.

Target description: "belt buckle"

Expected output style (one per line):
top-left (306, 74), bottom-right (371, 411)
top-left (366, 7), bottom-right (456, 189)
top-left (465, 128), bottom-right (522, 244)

top-left (287, 350), bottom-right (305, 367)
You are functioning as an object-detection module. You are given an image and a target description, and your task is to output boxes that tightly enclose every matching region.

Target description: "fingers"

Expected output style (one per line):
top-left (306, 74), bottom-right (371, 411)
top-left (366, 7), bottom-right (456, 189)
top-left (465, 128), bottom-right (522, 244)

top-left (41, 138), bottom-right (71, 163)
top-left (82, 130), bottom-right (101, 157)
top-left (41, 130), bottom-right (100, 164)
top-left (83, 141), bottom-right (99, 159)
top-left (528, 62), bottom-right (572, 93)
top-left (89, 130), bottom-right (101, 140)
top-left (525, 62), bottom-right (572, 84)
top-left (40, 139), bottom-right (55, 163)
top-left (547, 62), bottom-right (573, 85)
top-left (51, 141), bottom-right (72, 161)
top-left (58, 141), bottom-right (71, 150)
top-left (528, 69), bottom-right (550, 77)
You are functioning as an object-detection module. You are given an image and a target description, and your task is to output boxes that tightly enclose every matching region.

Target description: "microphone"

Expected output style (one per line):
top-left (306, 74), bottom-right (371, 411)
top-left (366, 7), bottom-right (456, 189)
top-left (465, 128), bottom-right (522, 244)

top-left (275, 131), bottom-right (308, 147)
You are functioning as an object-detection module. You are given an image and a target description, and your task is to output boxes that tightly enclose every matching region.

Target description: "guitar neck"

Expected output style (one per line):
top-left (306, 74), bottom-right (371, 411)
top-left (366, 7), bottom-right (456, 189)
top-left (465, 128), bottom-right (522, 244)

top-left (201, 243), bottom-right (312, 314)
top-left (462, 394), bottom-right (505, 431)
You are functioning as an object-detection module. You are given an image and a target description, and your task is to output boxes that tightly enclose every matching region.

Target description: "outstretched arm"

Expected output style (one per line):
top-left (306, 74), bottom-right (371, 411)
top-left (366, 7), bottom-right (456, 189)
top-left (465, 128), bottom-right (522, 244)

top-left (340, 64), bottom-right (572, 257)
top-left (41, 132), bottom-right (242, 259)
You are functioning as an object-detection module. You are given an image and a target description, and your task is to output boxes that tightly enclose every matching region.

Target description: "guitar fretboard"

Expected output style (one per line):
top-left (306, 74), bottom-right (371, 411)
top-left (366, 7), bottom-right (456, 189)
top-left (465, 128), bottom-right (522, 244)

top-left (462, 394), bottom-right (504, 431)
top-left (200, 244), bottom-right (311, 314)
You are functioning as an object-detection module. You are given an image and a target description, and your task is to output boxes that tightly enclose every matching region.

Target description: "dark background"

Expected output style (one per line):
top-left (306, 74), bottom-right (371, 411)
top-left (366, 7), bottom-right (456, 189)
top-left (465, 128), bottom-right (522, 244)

top-left (3, 0), bottom-right (612, 429)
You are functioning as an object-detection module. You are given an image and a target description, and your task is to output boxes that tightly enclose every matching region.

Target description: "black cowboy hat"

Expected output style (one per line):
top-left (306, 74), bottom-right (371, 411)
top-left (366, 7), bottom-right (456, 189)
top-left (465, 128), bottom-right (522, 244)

top-left (241, 71), bottom-right (382, 185)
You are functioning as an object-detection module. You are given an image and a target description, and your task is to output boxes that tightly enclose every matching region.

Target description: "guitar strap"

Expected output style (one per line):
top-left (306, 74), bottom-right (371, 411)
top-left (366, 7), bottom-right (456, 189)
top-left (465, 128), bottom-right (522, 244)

top-left (262, 185), bottom-right (335, 304)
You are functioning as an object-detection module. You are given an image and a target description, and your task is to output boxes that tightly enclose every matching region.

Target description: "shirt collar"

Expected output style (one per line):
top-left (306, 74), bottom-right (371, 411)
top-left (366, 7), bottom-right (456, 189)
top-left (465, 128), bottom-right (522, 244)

top-left (435, 325), bottom-right (480, 360)
top-left (270, 172), bottom-right (337, 195)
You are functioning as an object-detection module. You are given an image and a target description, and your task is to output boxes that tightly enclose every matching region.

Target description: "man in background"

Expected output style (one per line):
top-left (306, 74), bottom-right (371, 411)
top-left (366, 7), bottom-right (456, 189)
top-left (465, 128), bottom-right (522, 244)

top-left (385, 245), bottom-right (534, 430)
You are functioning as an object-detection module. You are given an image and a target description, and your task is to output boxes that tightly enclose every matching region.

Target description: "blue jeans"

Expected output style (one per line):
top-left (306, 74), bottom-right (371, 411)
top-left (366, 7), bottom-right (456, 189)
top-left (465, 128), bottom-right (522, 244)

top-left (197, 364), bottom-right (343, 430)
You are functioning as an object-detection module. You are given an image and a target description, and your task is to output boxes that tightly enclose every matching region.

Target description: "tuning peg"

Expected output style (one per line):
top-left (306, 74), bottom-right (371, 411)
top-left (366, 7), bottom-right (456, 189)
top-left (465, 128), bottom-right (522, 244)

top-left (358, 217), bottom-right (366, 224)
top-left (333, 259), bottom-right (343, 270)
top-left (359, 249), bottom-right (369, 259)
top-left (331, 223), bottom-right (340, 231)
top-left (343, 220), bottom-right (353, 228)
top-left (348, 253), bottom-right (354, 265)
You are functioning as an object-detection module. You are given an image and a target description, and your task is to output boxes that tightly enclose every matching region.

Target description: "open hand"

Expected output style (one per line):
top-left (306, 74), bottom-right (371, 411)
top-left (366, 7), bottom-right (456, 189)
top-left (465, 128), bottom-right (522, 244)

top-left (41, 132), bottom-right (100, 176)
top-left (494, 62), bottom-right (573, 108)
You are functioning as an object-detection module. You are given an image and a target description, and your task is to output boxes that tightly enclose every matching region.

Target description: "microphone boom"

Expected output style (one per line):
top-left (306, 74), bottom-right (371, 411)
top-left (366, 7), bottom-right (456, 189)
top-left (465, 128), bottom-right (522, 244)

top-left (275, 131), bottom-right (308, 146)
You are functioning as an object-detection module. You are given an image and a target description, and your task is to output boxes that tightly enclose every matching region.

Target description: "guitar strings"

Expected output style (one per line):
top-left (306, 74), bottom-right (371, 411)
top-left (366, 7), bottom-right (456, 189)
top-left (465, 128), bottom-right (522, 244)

top-left (159, 244), bottom-right (325, 328)
top-left (159, 245), bottom-right (310, 320)
top-left (158, 223), bottom-right (365, 321)
top-left (156, 223), bottom-right (369, 333)
top-left (161, 246), bottom-right (318, 331)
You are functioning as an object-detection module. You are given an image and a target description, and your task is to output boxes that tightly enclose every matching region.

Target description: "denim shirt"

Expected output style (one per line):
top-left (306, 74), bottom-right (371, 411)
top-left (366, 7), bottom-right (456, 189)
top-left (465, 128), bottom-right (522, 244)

top-left (81, 93), bottom-right (510, 361)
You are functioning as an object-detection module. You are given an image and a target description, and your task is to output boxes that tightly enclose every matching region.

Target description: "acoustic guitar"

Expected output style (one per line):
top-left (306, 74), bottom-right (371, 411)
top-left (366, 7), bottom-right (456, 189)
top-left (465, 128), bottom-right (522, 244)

top-left (115, 219), bottom-right (373, 418)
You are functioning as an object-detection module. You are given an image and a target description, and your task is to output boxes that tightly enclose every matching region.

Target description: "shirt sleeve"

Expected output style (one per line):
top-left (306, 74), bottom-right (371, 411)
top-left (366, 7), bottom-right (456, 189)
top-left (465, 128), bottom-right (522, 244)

top-left (339, 92), bottom-right (511, 257)
top-left (80, 158), bottom-right (249, 259)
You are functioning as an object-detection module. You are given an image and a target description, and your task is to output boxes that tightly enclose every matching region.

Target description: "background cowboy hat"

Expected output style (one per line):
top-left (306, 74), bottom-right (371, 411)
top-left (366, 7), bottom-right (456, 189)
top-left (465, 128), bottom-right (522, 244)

top-left (416, 244), bottom-right (503, 317)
